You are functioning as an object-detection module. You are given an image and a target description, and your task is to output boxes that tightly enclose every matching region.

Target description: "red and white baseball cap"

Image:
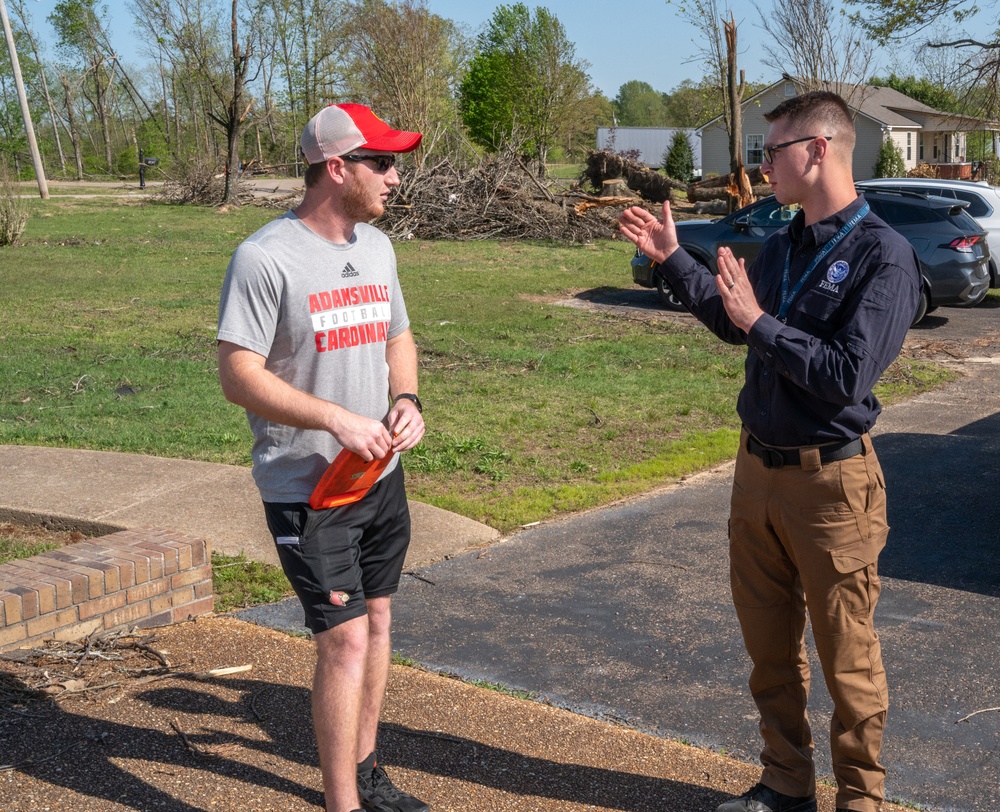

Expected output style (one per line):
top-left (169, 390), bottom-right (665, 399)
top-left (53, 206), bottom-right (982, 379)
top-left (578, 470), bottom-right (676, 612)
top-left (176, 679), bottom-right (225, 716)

top-left (301, 103), bottom-right (422, 163)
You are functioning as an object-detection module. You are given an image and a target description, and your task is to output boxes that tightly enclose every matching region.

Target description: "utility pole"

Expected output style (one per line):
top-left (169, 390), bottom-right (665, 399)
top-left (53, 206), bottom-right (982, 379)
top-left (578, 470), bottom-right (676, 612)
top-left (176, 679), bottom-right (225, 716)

top-left (0, 0), bottom-right (48, 199)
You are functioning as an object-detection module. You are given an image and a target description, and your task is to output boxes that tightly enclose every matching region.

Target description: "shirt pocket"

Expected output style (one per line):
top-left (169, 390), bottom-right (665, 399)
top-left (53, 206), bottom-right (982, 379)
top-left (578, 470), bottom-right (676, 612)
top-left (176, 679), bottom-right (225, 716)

top-left (794, 289), bottom-right (842, 333)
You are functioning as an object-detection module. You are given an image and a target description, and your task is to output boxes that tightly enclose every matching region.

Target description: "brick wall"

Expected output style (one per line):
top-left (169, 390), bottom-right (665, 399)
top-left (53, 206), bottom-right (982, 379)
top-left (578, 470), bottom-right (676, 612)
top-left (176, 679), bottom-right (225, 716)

top-left (0, 528), bottom-right (214, 651)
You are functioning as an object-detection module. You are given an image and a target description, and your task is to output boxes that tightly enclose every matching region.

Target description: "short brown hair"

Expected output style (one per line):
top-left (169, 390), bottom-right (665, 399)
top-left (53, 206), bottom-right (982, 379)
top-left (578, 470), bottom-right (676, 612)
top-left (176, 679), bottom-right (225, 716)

top-left (303, 160), bottom-right (328, 188)
top-left (765, 91), bottom-right (856, 153)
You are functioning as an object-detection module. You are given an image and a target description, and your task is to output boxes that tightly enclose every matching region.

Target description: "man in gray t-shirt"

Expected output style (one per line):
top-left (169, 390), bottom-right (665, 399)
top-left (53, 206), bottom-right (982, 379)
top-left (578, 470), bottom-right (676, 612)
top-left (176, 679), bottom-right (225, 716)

top-left (217, 103), bottom-right (427, 812)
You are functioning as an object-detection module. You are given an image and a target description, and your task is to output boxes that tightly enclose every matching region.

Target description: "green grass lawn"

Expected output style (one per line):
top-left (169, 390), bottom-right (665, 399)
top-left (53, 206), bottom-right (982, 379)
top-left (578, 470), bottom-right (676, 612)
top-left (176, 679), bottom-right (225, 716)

top-left (0, 197), bottom-right (953, 532)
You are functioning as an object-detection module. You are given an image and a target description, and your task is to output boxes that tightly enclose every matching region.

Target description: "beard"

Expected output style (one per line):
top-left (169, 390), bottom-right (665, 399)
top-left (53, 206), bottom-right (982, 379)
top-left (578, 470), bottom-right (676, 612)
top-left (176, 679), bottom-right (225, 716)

top-left (341, 178), bottom-right (385, 222)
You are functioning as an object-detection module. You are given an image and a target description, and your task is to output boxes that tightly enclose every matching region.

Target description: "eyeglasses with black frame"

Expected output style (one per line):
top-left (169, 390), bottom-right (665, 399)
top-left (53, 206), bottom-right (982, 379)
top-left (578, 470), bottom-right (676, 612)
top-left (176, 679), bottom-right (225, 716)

top-left (762, 135), bottom-right (831, 164)
top-left (341, 153), bottom-right (397, 172)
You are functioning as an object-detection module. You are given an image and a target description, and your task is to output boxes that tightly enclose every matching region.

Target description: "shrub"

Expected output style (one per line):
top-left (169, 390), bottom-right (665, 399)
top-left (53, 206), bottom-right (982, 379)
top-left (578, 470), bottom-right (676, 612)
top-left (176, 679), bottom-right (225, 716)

top-left (157, 155), bottom-right (227, 205)
top-left (663, 131), bottom-right (694, 182)
top-left (0, 167), bottom-right (28, 247)
top-left (907, 162), bottom-right (938, 179)
top-left (874, 138), bottom-right (906, 178)
top-left (976, 155), bottom-right (1000, 184)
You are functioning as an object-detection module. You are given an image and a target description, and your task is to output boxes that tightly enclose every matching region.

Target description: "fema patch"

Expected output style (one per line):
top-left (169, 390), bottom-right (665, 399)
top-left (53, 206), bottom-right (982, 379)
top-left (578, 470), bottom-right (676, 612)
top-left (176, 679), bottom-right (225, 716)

top-left (827, 260), bottom-right (850, 284)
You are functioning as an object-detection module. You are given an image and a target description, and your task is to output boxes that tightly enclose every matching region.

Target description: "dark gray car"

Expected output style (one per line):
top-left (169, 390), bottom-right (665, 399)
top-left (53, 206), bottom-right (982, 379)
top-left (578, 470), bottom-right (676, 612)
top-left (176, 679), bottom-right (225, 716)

top-left (632, 189), bottom-right (991, 324)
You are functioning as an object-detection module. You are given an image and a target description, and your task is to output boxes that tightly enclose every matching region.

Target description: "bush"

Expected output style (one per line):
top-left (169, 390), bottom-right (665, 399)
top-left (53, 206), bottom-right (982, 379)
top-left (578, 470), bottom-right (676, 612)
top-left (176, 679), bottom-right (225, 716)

top-left (976, 155), bottom-right (1000, 184)
top-left (874, 138), bottom-right (906, 178)
top-left (907, 162), bottom-right (938, 179)
top-left (0, 168), bottom-right (28, 247)
top-left (156, 155), bottom-right (227, 205)
top-left (663, 131), bottom-right (694, 182)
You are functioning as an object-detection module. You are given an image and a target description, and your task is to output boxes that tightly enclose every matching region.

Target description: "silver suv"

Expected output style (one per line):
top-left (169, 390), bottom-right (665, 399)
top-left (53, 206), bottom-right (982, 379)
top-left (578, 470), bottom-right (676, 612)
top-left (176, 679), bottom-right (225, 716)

top-left (857, 178), bottom-right (1000, 287)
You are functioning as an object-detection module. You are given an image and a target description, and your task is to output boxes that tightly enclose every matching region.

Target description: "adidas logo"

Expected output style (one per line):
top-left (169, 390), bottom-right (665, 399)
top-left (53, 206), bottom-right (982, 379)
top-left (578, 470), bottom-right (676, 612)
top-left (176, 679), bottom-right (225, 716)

top-left (342, 262), bottom-right (359, 278)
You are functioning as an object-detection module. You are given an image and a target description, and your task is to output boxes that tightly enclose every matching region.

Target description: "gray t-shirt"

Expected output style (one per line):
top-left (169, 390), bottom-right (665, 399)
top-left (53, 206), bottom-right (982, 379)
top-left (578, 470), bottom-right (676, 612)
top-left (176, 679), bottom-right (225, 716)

top-left (217, 212), bottom-right (410, 502)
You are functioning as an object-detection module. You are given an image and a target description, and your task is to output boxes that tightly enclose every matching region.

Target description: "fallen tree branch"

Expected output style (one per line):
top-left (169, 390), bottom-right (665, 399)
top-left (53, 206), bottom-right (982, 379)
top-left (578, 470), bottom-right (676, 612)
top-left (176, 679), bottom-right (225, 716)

top-left (957, 706), bottom-right (1000, 723)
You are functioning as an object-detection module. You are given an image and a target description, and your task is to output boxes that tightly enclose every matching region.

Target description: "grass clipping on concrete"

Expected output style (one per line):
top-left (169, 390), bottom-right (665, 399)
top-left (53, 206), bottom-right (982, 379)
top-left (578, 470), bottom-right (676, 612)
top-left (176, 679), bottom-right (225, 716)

top-left (0, 197), bottom-right (954, 533)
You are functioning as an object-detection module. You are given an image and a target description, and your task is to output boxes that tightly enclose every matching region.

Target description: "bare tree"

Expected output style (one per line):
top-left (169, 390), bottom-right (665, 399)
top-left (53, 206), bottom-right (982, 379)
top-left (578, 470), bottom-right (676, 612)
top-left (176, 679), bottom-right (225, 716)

top-left (758, 0), bottom-right (879, 108)
top-left (671, 0), bottom-right (752, 209)
top-left (59, 72), bottom-right (85, 178)
top-left (9, 0), bottom-right (67, 173)
top-left (131, 0), bottom-right (270, 203)
top-left (723, 14), bottom-right (752, 209)
top-left (342, 0), bottom-right (469, 167)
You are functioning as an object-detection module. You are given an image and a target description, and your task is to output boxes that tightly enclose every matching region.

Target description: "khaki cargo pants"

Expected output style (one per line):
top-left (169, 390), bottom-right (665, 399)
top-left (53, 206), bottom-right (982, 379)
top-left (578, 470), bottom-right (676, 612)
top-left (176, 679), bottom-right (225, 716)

top-left (729, 431), bottom-right (889, 812)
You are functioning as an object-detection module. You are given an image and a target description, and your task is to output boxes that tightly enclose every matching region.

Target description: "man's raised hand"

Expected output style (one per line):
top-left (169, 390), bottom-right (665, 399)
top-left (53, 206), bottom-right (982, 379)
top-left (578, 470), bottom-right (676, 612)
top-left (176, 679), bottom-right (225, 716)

top-left (618, 200), bottom-right (680, 265)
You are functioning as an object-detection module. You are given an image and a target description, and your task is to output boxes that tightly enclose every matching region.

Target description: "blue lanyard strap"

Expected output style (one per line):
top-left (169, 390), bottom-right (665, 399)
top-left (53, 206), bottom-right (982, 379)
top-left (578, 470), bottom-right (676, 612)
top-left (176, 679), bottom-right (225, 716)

top-left (778, 203), bottom-right (870, 321)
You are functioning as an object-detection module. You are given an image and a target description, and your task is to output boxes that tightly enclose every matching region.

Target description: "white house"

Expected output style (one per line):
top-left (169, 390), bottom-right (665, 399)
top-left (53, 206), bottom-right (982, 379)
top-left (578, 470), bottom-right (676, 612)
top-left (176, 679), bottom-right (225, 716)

top-left (596, 126), bottom-right (702, 175)
top-left (698, 76), bottom-right (998, 180)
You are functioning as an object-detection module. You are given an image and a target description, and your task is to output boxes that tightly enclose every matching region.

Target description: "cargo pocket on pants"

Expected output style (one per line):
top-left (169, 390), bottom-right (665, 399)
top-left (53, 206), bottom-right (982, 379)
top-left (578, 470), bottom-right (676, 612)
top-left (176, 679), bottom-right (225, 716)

top-left (830, 531), bottom-right (886, 622)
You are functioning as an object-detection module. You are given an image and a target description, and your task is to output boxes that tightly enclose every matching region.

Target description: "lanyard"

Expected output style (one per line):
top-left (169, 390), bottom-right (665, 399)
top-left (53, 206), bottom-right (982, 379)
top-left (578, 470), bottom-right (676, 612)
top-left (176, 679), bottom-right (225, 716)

top-left (778, 203), bottom-right (870, 322)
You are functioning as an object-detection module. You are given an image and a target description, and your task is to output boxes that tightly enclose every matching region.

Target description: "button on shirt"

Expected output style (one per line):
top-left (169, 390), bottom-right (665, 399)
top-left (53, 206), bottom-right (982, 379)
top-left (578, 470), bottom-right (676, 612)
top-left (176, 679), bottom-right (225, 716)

top-left (660, 195), bottom-right (921, 447)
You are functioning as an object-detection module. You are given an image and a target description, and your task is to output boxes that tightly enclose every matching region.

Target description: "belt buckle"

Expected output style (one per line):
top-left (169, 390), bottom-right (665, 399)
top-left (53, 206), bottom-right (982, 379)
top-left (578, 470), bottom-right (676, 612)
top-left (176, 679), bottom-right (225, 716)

top-left (760, 447), bottom-right (785, 469)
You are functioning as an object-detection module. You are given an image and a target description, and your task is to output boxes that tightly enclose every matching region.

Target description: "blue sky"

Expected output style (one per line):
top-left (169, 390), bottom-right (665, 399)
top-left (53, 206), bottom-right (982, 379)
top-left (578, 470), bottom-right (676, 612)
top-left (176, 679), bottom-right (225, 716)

top-left (18, 0), bottom-right (783, 97)
top-left (18, 0), bottom-right (939, 100)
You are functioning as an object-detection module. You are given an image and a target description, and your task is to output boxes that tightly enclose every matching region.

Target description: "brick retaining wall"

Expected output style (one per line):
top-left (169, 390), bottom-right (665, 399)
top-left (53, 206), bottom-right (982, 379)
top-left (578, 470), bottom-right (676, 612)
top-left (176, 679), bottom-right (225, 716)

top-left (0, 528), bottom-right (214, 651)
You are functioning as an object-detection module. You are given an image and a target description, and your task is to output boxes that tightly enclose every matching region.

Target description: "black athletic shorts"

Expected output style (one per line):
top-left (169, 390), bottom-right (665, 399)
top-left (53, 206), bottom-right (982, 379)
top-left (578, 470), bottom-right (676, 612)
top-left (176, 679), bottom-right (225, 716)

top-left (263, 464), bottom-right (411, 633)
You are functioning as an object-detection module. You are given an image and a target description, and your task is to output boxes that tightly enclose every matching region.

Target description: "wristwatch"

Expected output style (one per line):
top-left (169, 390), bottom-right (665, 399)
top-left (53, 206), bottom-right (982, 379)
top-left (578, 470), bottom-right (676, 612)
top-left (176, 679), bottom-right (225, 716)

top-left (394, 393), bottom-right (422, 413)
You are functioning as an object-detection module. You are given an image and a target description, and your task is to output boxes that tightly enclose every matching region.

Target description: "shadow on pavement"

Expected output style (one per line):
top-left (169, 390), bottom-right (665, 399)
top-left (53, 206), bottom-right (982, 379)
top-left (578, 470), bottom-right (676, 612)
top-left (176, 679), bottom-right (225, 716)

top-left (378, 722), bottom-right (732, 812)
top-left (877, 410), bottom-right (1000, 597)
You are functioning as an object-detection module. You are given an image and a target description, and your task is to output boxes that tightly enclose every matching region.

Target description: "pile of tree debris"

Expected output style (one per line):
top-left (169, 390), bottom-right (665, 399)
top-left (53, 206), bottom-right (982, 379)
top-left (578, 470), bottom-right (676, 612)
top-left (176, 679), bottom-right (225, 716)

top-left (686, 166), bottom-right (771, 204)
top-left (582, 150), bottom-right (686, 204)
top-left (377, 148), bottom-right (627, 242)
top-left (156, 148), bottom-right (678, 242)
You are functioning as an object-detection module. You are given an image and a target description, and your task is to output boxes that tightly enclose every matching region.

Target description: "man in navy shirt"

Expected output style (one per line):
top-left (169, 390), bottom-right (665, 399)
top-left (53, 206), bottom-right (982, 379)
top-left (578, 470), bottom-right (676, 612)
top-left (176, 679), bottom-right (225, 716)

top-left (619, 91), bottom-right (920, 812)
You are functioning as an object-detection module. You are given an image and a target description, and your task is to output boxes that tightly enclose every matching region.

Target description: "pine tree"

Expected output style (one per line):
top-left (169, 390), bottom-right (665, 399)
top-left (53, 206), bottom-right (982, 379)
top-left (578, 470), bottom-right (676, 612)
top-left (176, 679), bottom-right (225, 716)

top-left (663, 131), bottom-right (694, 182)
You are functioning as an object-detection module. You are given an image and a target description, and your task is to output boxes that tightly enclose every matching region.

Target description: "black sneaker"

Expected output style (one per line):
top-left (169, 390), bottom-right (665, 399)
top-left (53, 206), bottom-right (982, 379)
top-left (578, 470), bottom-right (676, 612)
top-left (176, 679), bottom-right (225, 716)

top-left (716, 783), bottom-right (817, 812)
top-left (357, 762), bottom-right (429, 812)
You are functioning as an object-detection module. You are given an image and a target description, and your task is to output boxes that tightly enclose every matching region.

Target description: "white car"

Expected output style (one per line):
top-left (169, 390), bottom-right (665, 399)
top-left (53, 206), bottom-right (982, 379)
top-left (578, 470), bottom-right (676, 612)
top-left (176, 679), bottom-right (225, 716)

top-left (857, 177), bottom-right (1000, 287)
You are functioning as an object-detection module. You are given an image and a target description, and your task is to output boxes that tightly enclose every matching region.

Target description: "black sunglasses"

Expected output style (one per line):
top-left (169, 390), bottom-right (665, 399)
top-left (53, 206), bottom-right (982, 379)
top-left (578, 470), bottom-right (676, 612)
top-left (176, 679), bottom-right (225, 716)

top-left (341, 153), bottom-right (397, 172)
top-left (762, 135), bottom-right (831, 164)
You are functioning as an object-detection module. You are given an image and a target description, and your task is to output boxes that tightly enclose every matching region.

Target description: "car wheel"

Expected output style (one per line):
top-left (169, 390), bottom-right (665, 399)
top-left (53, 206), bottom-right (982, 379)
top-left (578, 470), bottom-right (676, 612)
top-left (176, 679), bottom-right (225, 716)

top-left (656, 275), bottom-right (686, 310)
top-left (911, 287), bottom-right (929, 326)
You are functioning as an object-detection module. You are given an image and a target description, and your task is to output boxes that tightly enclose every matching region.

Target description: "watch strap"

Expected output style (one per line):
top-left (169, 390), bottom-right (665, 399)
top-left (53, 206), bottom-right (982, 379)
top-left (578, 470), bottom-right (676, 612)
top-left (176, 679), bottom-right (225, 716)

top-left (394, 393), bottom-right (422, 412)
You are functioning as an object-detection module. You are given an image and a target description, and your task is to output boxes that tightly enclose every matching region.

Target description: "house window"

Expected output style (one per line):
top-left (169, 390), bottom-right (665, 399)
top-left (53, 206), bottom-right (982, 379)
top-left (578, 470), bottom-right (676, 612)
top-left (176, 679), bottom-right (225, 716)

top-left (785, 82), bottom-right (795, 97)
top-left (746, 134), bottom-right (764, 165)
top-left (919, 139), bottom-right (924, 160)
top-left (907, 132), bottom-right (912, 161)
top-left (933, 136), bottom-right (939, 160)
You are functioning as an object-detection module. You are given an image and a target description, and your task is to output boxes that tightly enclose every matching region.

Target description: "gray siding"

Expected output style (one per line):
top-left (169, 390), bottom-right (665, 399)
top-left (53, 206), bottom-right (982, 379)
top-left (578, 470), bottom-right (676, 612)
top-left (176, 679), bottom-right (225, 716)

top-left (699, 81), bottom-right (901, 180)
top-left (700, 81), bottom-right (799, 176)
top-left (596, 127), bottom-right (701, 172)
top-left (701, 126), bottom-right (729, 177)
top-left (853, 117), bottom-right (885, 179)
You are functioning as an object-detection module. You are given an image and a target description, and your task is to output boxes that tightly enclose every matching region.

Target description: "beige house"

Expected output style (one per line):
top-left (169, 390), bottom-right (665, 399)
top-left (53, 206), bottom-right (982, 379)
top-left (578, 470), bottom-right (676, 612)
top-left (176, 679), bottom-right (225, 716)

top-left (699, 76), bottom-right (998, 180)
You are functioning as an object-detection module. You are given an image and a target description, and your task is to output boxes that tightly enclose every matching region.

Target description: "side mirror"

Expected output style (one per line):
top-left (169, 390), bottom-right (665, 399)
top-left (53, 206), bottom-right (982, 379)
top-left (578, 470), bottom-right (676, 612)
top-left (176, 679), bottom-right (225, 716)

top-left (733, 215), bottom-right (751, 232)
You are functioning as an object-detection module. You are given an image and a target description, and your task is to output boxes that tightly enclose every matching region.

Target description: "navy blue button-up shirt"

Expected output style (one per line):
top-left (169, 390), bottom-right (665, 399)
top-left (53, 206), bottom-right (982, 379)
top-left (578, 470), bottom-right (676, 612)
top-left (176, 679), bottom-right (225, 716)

top-left (660, 195), bottom-right (921, 447)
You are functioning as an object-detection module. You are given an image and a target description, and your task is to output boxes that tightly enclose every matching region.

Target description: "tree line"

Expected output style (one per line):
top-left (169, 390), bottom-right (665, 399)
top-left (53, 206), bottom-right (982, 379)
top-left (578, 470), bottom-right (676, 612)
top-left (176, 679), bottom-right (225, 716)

top-left (3, 0), bottom-right (997, 204)
top-left (0, 0), bottom-right (760, 199)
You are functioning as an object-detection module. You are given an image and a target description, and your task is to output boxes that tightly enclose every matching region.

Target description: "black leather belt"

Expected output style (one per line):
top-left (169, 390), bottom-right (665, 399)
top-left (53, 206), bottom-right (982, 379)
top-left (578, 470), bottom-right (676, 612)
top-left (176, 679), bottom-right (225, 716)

top-left (746, 434), bottom-right (864, 469)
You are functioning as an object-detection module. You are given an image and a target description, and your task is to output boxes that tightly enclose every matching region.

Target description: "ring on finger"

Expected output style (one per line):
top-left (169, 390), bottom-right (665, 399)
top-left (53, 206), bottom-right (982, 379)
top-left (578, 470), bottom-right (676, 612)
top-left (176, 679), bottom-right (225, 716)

top-left (727, 281), bottom-right (736, 289)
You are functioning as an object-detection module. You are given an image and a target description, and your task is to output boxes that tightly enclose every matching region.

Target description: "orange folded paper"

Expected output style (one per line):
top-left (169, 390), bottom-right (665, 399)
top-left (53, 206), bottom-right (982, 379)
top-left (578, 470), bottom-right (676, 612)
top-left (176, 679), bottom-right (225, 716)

top-left (309, 448), bottom-right (395, 510)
